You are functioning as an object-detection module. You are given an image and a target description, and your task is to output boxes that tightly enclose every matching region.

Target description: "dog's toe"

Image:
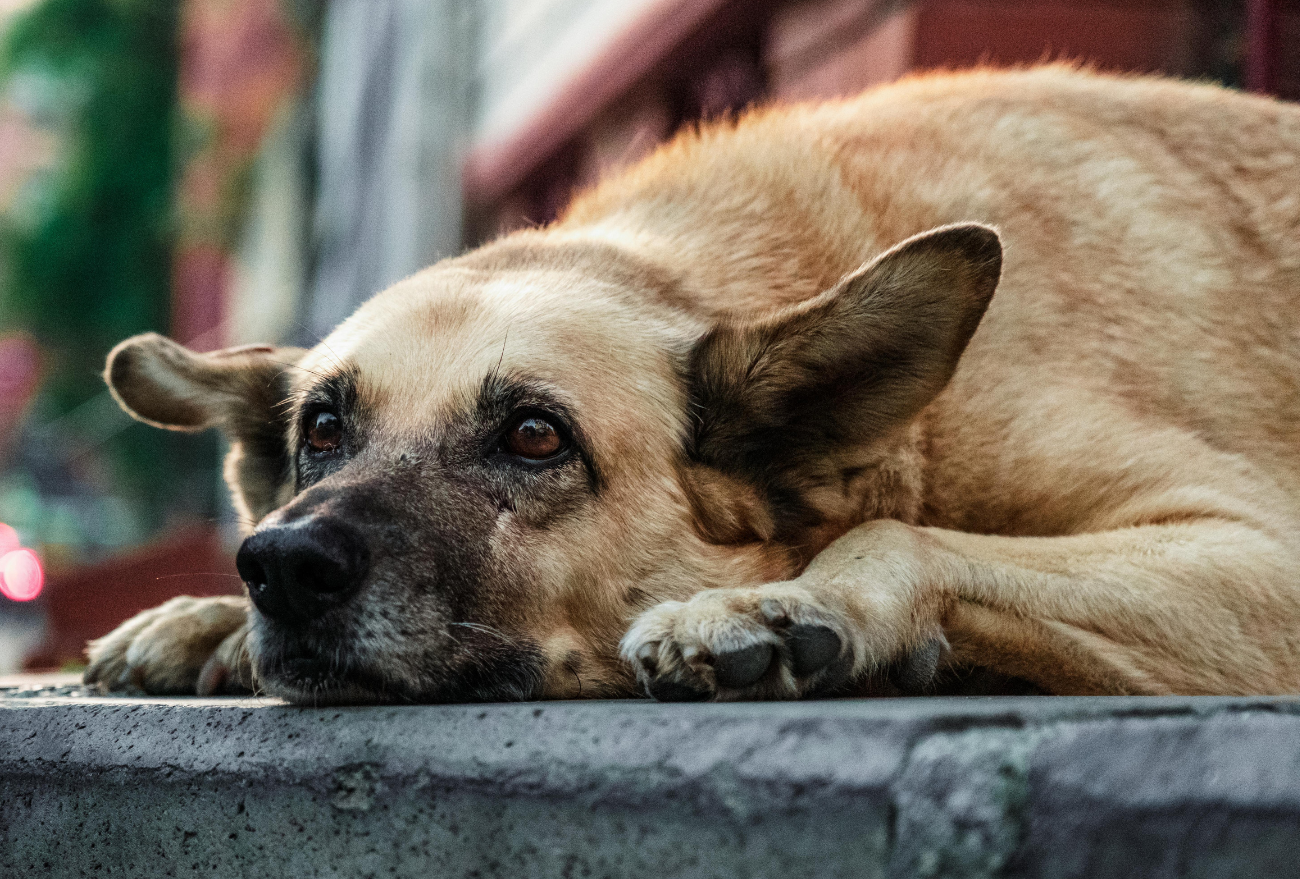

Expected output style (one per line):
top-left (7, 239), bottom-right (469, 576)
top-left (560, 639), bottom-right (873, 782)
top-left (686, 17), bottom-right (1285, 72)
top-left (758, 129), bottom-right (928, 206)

top-left (634, 641), bottom-right (660, 677)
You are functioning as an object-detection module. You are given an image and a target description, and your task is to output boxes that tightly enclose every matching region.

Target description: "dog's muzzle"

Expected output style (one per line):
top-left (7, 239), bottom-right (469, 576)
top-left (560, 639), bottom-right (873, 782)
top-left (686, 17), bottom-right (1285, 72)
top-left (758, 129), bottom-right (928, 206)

top-left (236, 517), bottom-right (370, 625)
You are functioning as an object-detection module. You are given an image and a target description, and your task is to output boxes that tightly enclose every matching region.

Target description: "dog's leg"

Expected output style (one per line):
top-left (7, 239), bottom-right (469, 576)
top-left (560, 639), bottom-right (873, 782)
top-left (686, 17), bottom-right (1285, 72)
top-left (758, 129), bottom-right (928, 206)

top-left (623, 518), bottom-right (1300, 699)
top-left (84, 595), bottom-right (255, 696)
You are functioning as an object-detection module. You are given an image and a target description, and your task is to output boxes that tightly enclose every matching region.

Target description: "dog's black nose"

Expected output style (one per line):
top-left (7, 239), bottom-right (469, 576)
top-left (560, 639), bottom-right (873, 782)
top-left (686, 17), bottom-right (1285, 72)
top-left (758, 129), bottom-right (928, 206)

top-left (237, 518), bottom-right (369, 625)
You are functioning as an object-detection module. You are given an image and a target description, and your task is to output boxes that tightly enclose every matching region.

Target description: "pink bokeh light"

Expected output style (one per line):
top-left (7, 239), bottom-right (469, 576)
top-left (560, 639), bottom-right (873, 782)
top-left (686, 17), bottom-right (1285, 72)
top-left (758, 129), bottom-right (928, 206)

top-left (0, 547), bottom-right (43, 601)
top-left (0, 521), bottom-right (18, 555)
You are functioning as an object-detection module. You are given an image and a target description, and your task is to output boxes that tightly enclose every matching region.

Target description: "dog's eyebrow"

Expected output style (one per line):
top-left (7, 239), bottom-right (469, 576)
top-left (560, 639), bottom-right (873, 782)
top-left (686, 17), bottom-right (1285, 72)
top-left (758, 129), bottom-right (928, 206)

top-left (298, 370), bottom-right (357, 408)
top-left (475, 372), bottom-right (566, 420)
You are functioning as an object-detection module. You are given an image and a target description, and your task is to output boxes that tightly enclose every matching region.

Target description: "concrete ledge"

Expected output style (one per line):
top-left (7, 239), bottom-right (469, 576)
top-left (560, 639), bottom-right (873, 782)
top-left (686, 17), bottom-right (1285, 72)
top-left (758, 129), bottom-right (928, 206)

top-left (4, 683), bottom-right (1300, 877)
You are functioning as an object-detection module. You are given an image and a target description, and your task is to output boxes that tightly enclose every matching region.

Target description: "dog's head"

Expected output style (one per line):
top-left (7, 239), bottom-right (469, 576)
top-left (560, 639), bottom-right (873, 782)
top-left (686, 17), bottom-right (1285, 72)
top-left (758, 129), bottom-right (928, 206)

top-left (105, 224), bottom-right (1000, 703)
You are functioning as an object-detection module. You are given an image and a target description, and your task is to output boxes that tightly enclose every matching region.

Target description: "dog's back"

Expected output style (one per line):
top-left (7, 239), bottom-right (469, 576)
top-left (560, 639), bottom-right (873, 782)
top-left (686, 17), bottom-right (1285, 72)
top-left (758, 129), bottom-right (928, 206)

top-left (566, 66), bottom-right (1300, 539)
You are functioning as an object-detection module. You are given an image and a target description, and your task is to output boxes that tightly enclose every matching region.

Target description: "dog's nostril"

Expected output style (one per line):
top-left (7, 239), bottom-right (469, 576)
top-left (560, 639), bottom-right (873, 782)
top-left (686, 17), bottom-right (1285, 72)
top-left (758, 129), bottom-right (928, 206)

top-left (235, 546), bottom-right (267, 589)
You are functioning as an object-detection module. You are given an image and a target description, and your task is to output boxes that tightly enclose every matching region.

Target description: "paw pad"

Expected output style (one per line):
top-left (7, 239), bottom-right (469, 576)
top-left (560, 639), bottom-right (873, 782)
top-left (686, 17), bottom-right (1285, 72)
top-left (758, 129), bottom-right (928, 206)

top-left (892, 637), bottom-right (945, 694)
top-left (786, 624), bottom-right (842, 676)
top-left (713, 642), bottom-right (774, 689)
top-left (647, 678), bottom-right (711, 702)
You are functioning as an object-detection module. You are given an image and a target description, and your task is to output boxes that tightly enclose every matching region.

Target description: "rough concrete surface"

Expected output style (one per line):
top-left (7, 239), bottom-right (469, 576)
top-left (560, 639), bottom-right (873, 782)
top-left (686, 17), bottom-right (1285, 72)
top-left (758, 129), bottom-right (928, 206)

top-left (3, 679), bottom-right (1300, 878)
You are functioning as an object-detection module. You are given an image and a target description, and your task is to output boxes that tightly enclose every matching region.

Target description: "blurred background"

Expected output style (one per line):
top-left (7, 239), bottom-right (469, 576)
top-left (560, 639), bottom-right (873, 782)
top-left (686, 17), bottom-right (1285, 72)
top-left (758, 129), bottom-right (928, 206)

top-left (0, 0), bottom-right (1296, 673)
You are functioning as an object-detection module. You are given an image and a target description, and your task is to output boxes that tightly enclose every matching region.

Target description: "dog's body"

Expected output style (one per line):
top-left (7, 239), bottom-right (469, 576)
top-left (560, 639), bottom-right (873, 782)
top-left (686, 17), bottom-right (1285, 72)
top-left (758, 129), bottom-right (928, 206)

top-left (86, 67), bottom-right (1300, 701)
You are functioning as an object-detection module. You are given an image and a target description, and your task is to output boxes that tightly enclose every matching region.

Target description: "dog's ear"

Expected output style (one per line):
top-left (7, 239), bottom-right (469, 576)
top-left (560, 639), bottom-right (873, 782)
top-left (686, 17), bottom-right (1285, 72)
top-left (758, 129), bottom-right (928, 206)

top-left (106, 333), bottom-right (306, 525)
top-left (687, 224), bottom-right (1001, 537)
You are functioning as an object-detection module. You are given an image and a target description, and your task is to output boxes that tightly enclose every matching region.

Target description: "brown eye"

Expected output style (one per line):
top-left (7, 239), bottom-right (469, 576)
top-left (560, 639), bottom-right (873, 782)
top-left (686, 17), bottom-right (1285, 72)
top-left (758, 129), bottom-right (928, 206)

top-left (306, 410), bottom-right (342, 453)
top-left (504, 416), bottom-right (564, 460)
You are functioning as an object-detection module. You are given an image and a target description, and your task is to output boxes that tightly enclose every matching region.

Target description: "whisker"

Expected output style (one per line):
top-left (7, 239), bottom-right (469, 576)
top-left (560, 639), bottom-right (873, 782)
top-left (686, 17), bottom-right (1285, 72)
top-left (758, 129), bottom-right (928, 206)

top-left (450, 621), bottom-right (519, 647)
top-left (283, 316), bottom-right (348, 376)
top-left (317, 337), bottom-right (347, 373)
top-left (153, 573), bottom-right (244, 580)
top-left (286, 317), bottom-right (331, 355)
top-left (494, 326), bottom-right (510, 379)
top-left (271, 359), bottom-right (332, 383)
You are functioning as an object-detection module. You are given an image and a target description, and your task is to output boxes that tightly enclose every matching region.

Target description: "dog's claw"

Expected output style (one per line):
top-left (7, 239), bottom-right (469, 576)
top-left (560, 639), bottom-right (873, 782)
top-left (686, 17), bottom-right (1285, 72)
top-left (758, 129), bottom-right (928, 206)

top-left (787, 624), bottom-right (841, 676)
top-left (714, 642), bottom-right (773, 689)
top-left (635, 642), bottom-right (659, 676)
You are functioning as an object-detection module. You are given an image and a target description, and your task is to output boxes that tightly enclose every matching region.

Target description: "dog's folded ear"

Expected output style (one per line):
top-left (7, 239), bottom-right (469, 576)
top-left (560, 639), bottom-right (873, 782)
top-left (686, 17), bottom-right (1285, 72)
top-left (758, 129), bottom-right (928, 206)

top-left (106, 333), bottom-right (304, 431)
top-left (106, 333), bottom-right (307, 523)
top-left (686, 223), bottom-right (1001, 536)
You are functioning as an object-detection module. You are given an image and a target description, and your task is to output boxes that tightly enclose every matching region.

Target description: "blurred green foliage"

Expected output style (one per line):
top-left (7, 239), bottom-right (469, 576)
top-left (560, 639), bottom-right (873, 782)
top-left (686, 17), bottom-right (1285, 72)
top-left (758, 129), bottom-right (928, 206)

top-left (0, 0), bottom-right (217, 543)
top-left (1, 0), bottom-right (177, 401)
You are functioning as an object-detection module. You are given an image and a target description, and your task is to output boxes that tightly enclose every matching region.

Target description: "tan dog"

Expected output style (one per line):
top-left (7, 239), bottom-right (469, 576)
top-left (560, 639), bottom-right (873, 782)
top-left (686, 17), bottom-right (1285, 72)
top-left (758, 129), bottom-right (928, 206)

top-left (84, 66), bottom-right (1300, 703)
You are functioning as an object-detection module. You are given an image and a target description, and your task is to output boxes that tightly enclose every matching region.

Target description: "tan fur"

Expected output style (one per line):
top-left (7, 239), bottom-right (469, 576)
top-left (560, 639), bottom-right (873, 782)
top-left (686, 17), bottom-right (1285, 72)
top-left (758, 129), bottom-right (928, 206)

top-left (87, 67), bottom-right (1300, 701)
top-left (84, 596), bottom-right (250, 695)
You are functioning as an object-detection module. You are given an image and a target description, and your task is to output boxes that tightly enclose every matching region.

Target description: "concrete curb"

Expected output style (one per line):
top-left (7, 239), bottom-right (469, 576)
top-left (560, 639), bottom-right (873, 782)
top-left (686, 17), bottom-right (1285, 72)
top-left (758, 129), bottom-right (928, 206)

top-left (3, 686), bottom-right (1299, 877)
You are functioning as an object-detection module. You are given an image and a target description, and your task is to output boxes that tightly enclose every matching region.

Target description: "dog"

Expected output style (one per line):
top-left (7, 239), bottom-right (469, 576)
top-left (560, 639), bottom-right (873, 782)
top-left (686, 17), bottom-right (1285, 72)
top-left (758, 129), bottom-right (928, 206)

top-left (84, 66), bottom-right (1300, 703)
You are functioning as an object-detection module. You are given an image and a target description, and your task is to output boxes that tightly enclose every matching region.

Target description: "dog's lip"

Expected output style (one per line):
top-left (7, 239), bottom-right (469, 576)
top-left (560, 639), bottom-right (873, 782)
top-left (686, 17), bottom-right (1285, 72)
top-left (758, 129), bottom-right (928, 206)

top-left (251, 621), bottom-right (547, 704)
top-left (258, 641), bottom-right (358, 684)
top-left (268, 653), bottom-right (346, 689)
top-left (265, 648), bottom-right (359, 685)
top-left (279, 655), bottom-right (330, 678)
top-left (261, 653), bottom-right (393, 704)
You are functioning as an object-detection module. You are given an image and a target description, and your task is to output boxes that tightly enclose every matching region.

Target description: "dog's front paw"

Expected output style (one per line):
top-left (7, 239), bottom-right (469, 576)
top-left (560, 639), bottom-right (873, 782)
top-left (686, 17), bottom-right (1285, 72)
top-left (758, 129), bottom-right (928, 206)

top-left (621, 584), bottom-right (857, 701)
top-left (621, 582), bottom-right (947, 701)
top-left (84, 596), bottom-right (253, 696)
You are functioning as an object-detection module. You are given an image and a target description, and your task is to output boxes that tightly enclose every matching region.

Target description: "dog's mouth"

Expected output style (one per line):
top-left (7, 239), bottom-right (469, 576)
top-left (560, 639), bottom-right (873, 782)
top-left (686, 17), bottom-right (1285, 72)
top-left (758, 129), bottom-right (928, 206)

top-left (256, 645), bottom-right (402, 705)
top-left (250, 622), bottom-right (549, 705)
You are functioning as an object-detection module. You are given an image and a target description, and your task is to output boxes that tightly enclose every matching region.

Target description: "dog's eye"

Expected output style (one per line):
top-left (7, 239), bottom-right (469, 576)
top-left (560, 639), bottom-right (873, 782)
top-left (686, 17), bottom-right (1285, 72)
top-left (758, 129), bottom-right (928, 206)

top-left (306, 410), bottom-right (343, 453)
top-left (504, 416), bottom-right (564, 460)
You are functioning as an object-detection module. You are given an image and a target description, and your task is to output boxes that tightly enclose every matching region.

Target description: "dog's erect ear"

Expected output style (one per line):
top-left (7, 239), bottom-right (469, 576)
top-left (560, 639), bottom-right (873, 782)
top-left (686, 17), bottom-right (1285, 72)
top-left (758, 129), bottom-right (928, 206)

top-left (106, 333), bottom-right (307, 524)
top-left (687, 223), bottom-right (1001, 532)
